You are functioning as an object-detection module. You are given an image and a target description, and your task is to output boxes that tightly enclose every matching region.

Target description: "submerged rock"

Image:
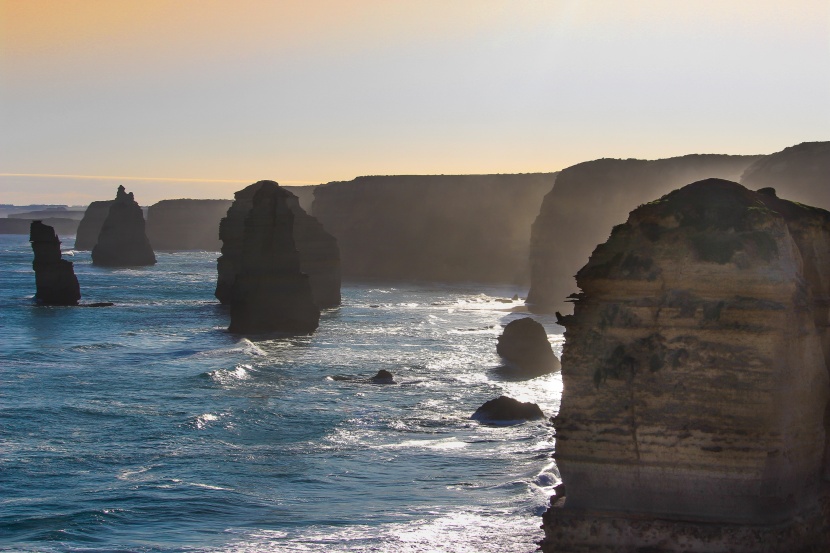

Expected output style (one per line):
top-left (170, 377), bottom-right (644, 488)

top-left (216, 181), bottom-right (340, 309)
top-left (471, 396), bottom-right (544, 424)
top-left (29, 221), bottom-right (80, 305)
top-left (91, 187), bottom-right (156, 266)
top-left (541, 178), bottom-right (830, 552)
top-left (371, 369), bottom-right (395, 384)
top-left (496, 317), bottom-right (560, 376)
top-left (74, 200), bottom-right (113, 250)
top-left (219, 181), bottom-right (320, 335)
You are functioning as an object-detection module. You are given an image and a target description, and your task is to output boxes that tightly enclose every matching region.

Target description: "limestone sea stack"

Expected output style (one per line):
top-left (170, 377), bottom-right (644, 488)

top-left (74, 200), bottom-right (113, 250)
top-left (496, 317), bottom-right (560, 376)
top-left (217, 181), bottom-right (321, 334)
top-left (91, 187), bottom-right (156, 266)
top-left (29, 221), bottom-right (81, 305)
top-left (216, 181), bottom-right (340, 310)
top-left (527, 154), bottom-right (760, 315)
top-left (542, 179), bottom-right (830, 552)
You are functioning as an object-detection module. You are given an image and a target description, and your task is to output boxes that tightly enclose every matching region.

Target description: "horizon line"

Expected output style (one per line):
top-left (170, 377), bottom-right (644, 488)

top-left (0, 173), bottom-right (320, 185)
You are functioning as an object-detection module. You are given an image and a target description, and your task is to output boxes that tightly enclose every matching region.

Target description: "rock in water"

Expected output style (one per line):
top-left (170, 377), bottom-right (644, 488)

top-left (471, 396), bottom-right (544, 424)
top-left (29, 221), bottom-right (81, 305)
top-left (218, 181), bottom-right (320, 334)
top-left (496, 317), bottom-right (560, 375)
top-left (541, 179), bottom-right (830, 552)
top-left (216, 180), bottom-right (340, 310)
top-left (74, 200), bottom-right (113, 250)
top-left (91, 187), bottom-right (156, 266)
top-left (370, 369), bottom-right (395, 384)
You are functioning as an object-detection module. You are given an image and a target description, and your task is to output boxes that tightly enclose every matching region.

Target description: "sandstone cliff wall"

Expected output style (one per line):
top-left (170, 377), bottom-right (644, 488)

top-left (543, 179), bottom-right (830, 552)
top-left (311, 173), bottom-right (555, 285)
top-left (527, 155), bottom-right (759, 314)
top-left (1, 217), bottom-right (79, 236)
top-left (146, 199), bottom-right (232, 251)
top-left (75, 200), bottom-right (113, 250)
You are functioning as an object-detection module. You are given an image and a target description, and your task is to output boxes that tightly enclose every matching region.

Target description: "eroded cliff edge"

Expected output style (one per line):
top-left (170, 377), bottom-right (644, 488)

top-left (74, 200), bottom-right (113, 250)
top-left (542, 179), bottom-right (830, 552)
top-left (146, 199), bottom-right (232, 251)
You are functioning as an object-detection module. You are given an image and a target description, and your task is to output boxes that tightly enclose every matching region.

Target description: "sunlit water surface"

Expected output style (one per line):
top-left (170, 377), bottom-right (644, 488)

top-left (0, 234), bottom-right (563, 552)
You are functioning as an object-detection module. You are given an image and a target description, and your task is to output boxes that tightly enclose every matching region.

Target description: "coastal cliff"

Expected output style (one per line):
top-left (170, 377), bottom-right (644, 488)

top-left (527, 154), bottom-right (758, 314)
top-left (311, 173), bottom-right (555, 284)
top-left (740, 141), bottom-right (830, 208)
top-left (146, 199), bottom-right (232, 251)
top-left (29, 221), bottom-right (80, 305)
top-left (91, 187), bottom-right (156, 267)
top-left (75, 200), bottom-right (113, 250)
top-left (216, 181), bottom-right (340, 309)
top-left (542, 179), bottom-right (830, 552)
top-left (217, 181), bottom-right (320, 334)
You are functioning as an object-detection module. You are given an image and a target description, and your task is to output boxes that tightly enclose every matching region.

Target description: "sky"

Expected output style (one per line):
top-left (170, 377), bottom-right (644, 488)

top-left (1, 0), bottom-right (828, 205)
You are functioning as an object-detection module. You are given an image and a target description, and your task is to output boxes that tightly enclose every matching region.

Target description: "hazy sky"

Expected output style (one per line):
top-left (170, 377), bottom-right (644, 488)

top-left (1, 0), bottom-right (828, 205)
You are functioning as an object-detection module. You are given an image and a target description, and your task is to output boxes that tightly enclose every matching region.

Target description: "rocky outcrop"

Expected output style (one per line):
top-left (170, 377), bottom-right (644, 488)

top-left (29, 221), bottom-right (80, 305)
top-left (146, 199), bottom-right (232, 251)
top-left (74, 200), bottom-right (113, 250)
top-left (740, 141), bottom-right (830, 208)
top-left (216, 181), bottom-right (340, 309)
top-left (217, 181), bottom-right (321, 334)
top-left (311, 173), bottom-right (555, 284)
top-left (471, 396), bottom-right (544, 424)
top-left (528, 154), bottom-right (760, 314)
top-left (496, 317), bottom-right (560, 376)
top-left (542, 179), bottom-right (830, 552)
top-left (91, 187), bottom-right (156, 267)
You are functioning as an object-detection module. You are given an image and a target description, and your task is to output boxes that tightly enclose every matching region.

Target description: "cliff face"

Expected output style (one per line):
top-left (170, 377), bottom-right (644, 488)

top-left (146, 199), bottom-right (232, 251)
top-left (740, 141), bottom-right (830, 208)
top-left (1, 217), bottom-right (79, 237)
top-left (311, 173), bottom-right (555, 284)
top-left (543, 179), bottom-right (830, 552)
top-left (74, 200), bottom-right (113, 250)
top-left (30, 221), bottom-right (80, 305)
top-left (91, 187), bottom-right (156, 267)
top-left (527, 155), bottom-right (759, 314)
top-left (217, 181), bottom-right (320, 334)
top-left (216, 181), bottom-right (340, 309)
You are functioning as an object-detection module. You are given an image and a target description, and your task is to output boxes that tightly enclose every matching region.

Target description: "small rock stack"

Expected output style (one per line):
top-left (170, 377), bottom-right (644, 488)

top-left (30, 221), bottom-right (80, 305)
top-left (92, 186), bottom-right (156, 266)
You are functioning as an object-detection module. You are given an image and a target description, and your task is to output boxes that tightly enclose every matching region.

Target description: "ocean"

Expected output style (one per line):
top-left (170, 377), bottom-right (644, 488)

top-left (0, 234), bottom-right (563, 552)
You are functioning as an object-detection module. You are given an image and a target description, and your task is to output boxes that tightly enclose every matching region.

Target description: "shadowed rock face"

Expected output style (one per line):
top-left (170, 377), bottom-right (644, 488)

top-left (30, 221), bottom-right (80, 305)
top-left (216, 182), bottom-right (340, 310)
top-left (217, 181), bottom-right (321, 335)
top-left (146, 199), bottom-right (232, 251)
top-left (528, 155), bottom-right (760, 315)
top-left (542, 179), bottom-right (830, 552)
top-left (311, 173), bottom-right (555, 285)
top-left (741, 141), bottom-right (830, 208)
top-left (471, 396), bottom-right (544, 424)
top-left (75, 200), bottom-right (113, 250)
top-left (496, 317), bottom-right (560, 376)
top-left (91, 187), bottom-right (156, 267)
top-left (0, 217), bottom-right (78, 236)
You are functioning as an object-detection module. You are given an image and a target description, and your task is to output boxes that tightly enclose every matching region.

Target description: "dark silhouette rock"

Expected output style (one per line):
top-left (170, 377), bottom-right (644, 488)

top-left (527, 154), bottom-right (760, 315)
top-left (146, 199), bottom-right (232, 251)
top-left (218, 181), bottom-right (320, 335)
top-left (496, 317), bottom-right (560, 375)
top-left (371, 369), bottom-right (395, 384)
top-left (741, 141), bottom-right (830, 208)
top-left (75, 200), bottom-right (113, 249)
top-left (311, 173), bottom-right (555, 285)
top-left (91, 187), bottom-right (155, 266)
top-left (29, 221), bottom-right (80, 305)
top-left (471, 396), bottom-right (544, 424)
top-left (541, 179), bottom-right (830, 552)
top-left (216, 181), bottom-right (340, 310)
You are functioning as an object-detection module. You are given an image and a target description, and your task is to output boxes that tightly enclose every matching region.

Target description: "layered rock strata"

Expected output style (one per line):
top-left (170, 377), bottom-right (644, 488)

top-left (29, 221), bottom-right (81, 305)
top-left (311, 173), bottom-right (555, 284)
top-left (542, 179), bottom-right (830, 552)
top-left (216, 181), bottom-right (340, 309)
top-left (146, 199), bottom-right (232, 251)
top-left (74, 200), bottom-right (113, 249)
top-left (91, 187), bottom-right (156, 267)
top-left (496, 317), bottom-right (560, 376)
top-left (217, 181), bottom-right (321, 334)
top-left (528, 154), bottom-right (759, 314)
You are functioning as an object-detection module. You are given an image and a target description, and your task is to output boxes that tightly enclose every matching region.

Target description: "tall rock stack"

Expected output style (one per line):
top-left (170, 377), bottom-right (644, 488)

top-left (30, 221), bottom-right (81, 305)
top-left (216, 181), bottom-right (322, 334)
top-left (91, 186), bottom-right (156, 266)
top-left (216, 181), bottom-right (340, 310)
top-left (74, 200), bottom-right (114, 250)
top-left (542, 179), bottom-right (830, 552)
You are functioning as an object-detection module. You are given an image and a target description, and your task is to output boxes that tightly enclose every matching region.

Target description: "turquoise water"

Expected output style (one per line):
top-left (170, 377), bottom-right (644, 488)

top-left (0, 234), bottom-right (563, 552)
